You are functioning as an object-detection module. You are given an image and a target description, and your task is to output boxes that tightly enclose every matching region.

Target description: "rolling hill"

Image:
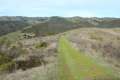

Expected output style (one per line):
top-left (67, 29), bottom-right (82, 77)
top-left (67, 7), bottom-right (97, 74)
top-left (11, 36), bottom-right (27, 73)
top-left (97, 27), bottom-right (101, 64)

top-left (0, 16), bottom-right (120, 80)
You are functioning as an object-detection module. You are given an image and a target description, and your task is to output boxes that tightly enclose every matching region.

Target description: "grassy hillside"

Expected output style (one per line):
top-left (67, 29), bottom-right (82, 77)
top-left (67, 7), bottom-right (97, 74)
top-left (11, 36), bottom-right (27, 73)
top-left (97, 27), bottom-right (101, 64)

top-left (58, 36), bottom-right (119, 80)
top-left (22, 17), bottom-right (79, 36)
top-left (0, 16), bottom-right (120, 37)
top-left (0, 16), bottom-right (48, 36)
top-left (0, 16), bottom-right (120, 80)
top-left (0, 21), bottom-right (29, 36)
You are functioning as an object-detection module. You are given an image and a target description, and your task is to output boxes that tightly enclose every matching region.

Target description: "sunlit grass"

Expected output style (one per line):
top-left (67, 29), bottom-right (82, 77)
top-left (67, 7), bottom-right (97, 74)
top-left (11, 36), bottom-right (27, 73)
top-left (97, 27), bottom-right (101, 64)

top-left (58, 36), bottom-right (118, 80)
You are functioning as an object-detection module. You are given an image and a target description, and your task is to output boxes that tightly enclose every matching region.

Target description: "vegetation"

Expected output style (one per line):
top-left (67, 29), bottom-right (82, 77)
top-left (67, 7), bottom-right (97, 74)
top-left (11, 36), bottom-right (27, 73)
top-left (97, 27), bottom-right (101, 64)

top-left (0, 21), bottom-right (28, 36)
top-left (90, 33), bottom-right (103, 41)
top-left (0, 17), bottom-right (120, 80)
top-left (35, 42), bottom-right (48, 49)
top-left (0, 61), bottom-right (15, 73)
top-left (58, 36), bottom-right (118, 80)
top-left (0, 52), bottom-right (15, 73)
top-left (0, 53), bottom-right (11, 65)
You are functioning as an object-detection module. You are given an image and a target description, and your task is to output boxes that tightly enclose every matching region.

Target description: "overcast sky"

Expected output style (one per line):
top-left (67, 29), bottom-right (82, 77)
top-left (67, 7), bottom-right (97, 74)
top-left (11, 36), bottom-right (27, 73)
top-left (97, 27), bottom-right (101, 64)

top-left (0, 0), bottom-right (119, 17)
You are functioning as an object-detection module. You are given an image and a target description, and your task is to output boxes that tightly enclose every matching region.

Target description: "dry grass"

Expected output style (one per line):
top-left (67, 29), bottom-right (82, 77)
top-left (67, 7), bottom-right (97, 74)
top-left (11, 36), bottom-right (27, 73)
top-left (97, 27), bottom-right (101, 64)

top-left (1, 63), bottom-right (57, 80)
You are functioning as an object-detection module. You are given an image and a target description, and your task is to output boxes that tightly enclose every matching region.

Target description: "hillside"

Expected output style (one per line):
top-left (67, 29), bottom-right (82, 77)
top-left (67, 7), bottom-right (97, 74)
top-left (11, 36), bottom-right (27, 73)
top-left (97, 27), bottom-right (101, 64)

top-left (0, 17), bottom-right (120, 80)
top-left (0, 16), bottom-right (48, 36)
top-left (0, 16), bottom-right (120, 37)
top-left (58, 36), bottom-right (119, 80)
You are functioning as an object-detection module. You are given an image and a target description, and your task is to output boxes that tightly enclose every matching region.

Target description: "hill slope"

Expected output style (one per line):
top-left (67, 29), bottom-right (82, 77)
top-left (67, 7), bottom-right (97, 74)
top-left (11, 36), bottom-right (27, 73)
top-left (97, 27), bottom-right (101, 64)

top-left (58, 36), bottom-right (119, 80)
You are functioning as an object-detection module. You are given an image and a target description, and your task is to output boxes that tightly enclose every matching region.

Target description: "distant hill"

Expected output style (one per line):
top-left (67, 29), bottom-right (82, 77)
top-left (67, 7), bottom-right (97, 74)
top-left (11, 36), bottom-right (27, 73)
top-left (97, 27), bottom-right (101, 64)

top-left (0, 21), bottom-right (28, 36)
top-left (0, 16), bottom-right (48, 36)
top-left (22, 17), bottom-right (79, 36)
top-left (0, 16), bottom-right (120, 36)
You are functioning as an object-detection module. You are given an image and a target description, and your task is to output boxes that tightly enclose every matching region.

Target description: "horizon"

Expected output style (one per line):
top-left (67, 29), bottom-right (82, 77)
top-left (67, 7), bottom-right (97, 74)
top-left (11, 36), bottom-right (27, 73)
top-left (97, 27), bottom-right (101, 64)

top-left (0, 16), bottom-right (120, 18)
top-left (0, 0), bottom-right (120, 17)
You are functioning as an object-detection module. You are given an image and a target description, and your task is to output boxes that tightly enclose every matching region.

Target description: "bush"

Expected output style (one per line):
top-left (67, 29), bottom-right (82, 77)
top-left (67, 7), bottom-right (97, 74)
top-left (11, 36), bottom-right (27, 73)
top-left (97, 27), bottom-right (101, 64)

top-left (0, 54), bottom-right (12, 65)
top-left (35, 42), bottom-right (48, 49)
top-left (46, 32), bottom-right (56, 36)
top-left (0, 37), bottom-right (11, 46)
top-left (0, 53), bottom-right (15, 73)
top-left (8, 42), bottom-right (28, 59)
top-left (90, 34), bottom-right (103, 41)
top-left (0, 61), bottom-right (15, 73)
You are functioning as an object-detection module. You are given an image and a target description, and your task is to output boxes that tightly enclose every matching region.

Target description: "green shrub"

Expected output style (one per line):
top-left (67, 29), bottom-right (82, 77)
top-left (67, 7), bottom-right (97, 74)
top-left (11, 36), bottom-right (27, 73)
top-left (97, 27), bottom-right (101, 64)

top-left (0, 61), bottom-right (15, 73)
top-left (0, 37), bottom-right (11, 45)
top-left (46, 32), bottom-right (56, 36)
top-left (90, 34), bottom-right (103, 41)
top-left (35, 42), bottom-right (48, 49)
top-left (9, 44), bottom-right (28, 58)
top-left (0, 54), bottom-right (11, 65)
top-left (116, 37), bottom-right (120, 40)
top-left (0, 53), bottom-right (14, 73)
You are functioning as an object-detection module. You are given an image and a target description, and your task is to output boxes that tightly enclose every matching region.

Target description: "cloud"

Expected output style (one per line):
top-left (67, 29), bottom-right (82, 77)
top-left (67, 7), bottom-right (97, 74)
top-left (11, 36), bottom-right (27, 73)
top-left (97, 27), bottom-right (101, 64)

top-left (0, 0), bottom-right (120, 17)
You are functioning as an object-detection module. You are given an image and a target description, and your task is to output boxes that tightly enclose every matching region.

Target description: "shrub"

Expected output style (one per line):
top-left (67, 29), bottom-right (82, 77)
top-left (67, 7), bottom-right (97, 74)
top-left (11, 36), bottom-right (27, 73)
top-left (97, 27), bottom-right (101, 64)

top-left (8, 42), bottom-right (28, 59)
top-left (0, 37), bottom-right (11, 46)
top-left (35, 42), bottom-right (48, 49)
top-left (47, 32), bottom-right (56, 36)
top-left (0, 54), bottom-right (12, 65)
top-left (0, 61), bottom-right (15, 73)
top-left (0, 53), bottom-right (15, 73)
top-left (90, 34), bottom-right (103, 41)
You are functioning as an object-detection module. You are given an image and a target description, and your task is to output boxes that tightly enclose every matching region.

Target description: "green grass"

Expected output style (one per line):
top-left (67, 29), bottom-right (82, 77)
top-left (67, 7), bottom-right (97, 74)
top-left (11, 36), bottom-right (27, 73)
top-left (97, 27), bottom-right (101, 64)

top-left (58, 36), bottom-right (118, 80)
top-left (0, 31), bottom-right (22, 42)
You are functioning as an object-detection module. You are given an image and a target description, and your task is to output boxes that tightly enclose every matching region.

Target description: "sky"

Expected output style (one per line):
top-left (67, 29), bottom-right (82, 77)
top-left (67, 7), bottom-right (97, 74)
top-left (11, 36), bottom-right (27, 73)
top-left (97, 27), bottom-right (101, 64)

top-left (0, 0), bottom-right (120, 17)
